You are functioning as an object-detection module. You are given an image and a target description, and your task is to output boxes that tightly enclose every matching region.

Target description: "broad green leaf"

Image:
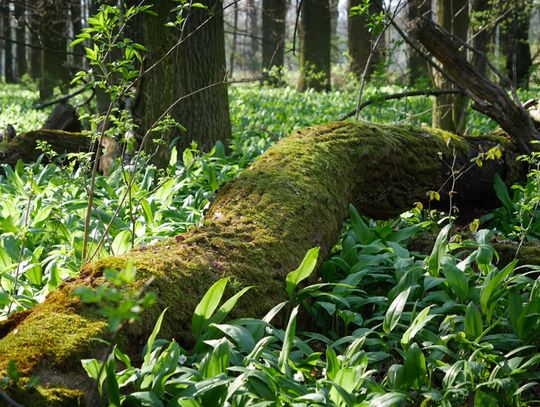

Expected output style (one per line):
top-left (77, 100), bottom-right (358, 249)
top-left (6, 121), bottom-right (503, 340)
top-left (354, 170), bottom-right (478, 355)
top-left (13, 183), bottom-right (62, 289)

top-left (211, 323), bottom-right (255, 353)
top-left (208, 286), bottom-right (253, 326)
top-left (464, 302), bottom-right (483, 341)
top-left (383, 287), bottom-right (410, 334)
top-left (349, 204), bottom-right (375, 244)
top-left (427, 224), bottom-right (451, 276)
top-left (285, 247), bottom-right (319, 298)
top-left (143, 308), bottom-right (168, 367)
top-left (402, 343), bottom-right (427, 389)
top-left (493, 173), bottom-right (513, 213)
top-left (480, 260), bottom-right (517, 320)
top-left (111, 230), bottom-right (132, 255)
top-left (192, 278), bottom-right (228, 338)
top-left (278, 305), bottom-right (299, 373)
top-left (326, 346), bottom-right (340, 380)
top-left (441, 256), bottom-right (469, 302)
top-left (401, 306), bottom-right (435, 347)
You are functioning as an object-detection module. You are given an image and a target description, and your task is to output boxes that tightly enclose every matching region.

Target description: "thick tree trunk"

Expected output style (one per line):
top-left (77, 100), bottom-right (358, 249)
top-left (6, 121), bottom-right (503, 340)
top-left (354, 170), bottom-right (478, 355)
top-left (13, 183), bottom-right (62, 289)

top-left (15, 0), bottom-right (26, 79)
top-left (297, 0), bottom-right (331, 91)
top-left (262, 0), bottom-right (287, 84)
top-left (138, 0), bottom-right (231, 168)
top-left (0, 121), bottom-right (522, 405)
top-left (0, 129), bottom-right (89, 168)
top-left (432, 0), bottom-right (468, 134)
top-left (348, 0), bottom-right (381, 82)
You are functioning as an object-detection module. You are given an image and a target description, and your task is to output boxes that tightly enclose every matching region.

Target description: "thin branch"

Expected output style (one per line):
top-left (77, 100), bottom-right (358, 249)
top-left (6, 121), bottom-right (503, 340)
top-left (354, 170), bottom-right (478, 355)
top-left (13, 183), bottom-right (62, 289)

top-left (341, 89), bottom-right (465, 121)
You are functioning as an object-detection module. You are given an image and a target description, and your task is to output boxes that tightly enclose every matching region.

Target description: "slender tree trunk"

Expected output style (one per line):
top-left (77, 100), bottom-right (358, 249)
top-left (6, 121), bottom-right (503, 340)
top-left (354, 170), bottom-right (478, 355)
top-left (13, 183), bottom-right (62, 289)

top-left (298, 0), bottom-right (331, 91)
top-left (138, 0), bottom-right (231, 168)
top-left (229, 0), bottom-right (238, 78)
top-left (71, 0), bottom-right (84, 68)
top-left (15, 0), bottom-right (26, 79)
top-left (408, 0), bottom-right (430, 85)
top-left (247, 0), bottom-right (259, 73)
top-left (432, 0), bottom-right (468, 134)
top-left (506, 0), bottom-right (531, 89)
top-left (347, 0), bottom-right (381, 82)
top-left (262, 0), bottom-right (287, 85)
top-left (2, 0), bottom-right (15, 83)
top-left (470, 0), bottom-right (490, 75)
top-left (29, 2), bottom-right (41, 80)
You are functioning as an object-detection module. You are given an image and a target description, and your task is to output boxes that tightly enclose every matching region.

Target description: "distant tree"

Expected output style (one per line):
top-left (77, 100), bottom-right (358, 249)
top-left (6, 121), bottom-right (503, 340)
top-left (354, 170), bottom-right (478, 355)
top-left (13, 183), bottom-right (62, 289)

top-left (347, 0), bottom-right (382, 82)
top-left (505, 0), bottom-right (531, 89)
top-left (15, 0), bottom-right (26, 79)
top-left (407, 0), bottom-right (430, 85)
top-left (35, 0), bottom-right (69, 99)
top-left (138, 0), bottom-right (231, 168)
top-left (29, 2), bottom-right (41, 80)
top-left (432, 0), bottom-right (468, 134)
top-left (247, 0), bottom-right (260, 73)
top-left (470, 0), bottom-right (489, 76)
top-left (2, 0), bottom-right (16, 83)
top-left (298, 0), bottom-right (331, 91)
top-left (70, 0), bottom-right (84, 69)
top-left (262, 0), bottom-right (287, 84)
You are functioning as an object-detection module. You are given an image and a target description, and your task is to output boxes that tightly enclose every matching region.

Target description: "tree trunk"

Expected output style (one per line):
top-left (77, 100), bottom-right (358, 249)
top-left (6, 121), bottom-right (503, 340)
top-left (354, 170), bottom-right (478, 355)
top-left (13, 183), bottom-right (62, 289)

top-left (432, 0), bottom-right (469, 134)
top-left (407, 0), bottom-right (430, 85)
top-left (29, 2), bottom-right (41, 80)
top-left (36, 0), bottom-right (69, 100)
top-left (229, 0), bottom-right (238, 78)
top-left (470, 0), bottom-right (490, 76)
top-left (0, 121), bottom-right (523, 405)
top-left (138, 0), bottom-right (231, 168)
top-left (261, 0), bottom-right (287, 85)
top-left (347, 0), bottom-right (382, 82)
top-left (297, 0), bottom-right (331, 91)
top-left (15, 0), bottom-right (26, 79)
top-left (70, 0), bottom-right (84, 69)
top-left (2, 0), bottom-right (15, 83)
top-left (247, 0), bottom-right (259, 73)
top-left (505, 0), bottom-right (531, 89)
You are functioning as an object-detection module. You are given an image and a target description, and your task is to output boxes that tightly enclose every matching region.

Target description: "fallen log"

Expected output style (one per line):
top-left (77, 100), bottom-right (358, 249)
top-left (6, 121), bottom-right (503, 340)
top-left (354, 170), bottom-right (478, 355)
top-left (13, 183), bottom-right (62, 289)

top-left (0, 122), bottom-right (523, 405)
top-left (0, 130), bottom-right (90, 168)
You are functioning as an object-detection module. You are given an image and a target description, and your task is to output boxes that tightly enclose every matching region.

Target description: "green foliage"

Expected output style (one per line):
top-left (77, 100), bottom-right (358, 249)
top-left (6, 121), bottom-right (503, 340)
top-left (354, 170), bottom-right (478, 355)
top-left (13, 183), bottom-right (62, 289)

top-left (83, 214), bottom-right (540, 406)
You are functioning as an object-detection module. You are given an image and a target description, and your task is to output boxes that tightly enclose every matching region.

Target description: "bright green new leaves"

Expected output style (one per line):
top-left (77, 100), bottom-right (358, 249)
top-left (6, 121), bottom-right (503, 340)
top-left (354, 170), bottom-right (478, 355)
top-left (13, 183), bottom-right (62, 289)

top-left (383, 287), bottom-right (410, 334)
top-left (401, 306), bottom-right (435, 347)
top-left (285, 247), bottom-right (319, 298)
top-left (192, 278), bottom-right (228, 339)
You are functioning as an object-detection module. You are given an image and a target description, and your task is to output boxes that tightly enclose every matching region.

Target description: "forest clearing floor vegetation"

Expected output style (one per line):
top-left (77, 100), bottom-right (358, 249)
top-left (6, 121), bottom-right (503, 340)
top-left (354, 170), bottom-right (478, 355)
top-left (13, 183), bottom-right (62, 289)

top-left (0, 83), bottom-right (540, 405)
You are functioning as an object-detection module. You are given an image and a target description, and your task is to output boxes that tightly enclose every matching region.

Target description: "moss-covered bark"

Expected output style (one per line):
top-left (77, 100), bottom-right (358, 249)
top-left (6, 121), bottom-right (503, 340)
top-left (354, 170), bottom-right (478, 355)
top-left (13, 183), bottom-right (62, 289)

top-left (0, 130), bottom-right (90, 168)
top-left (0, 122), bottom-right (520, 405)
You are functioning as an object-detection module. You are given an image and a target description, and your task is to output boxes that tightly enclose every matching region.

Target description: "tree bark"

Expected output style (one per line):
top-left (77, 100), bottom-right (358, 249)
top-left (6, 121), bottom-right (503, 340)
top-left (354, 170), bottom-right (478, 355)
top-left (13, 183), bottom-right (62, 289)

top-left (138, 0), bottom-right (231, 168)
top-left (247, 0), bottom-right (259, 73)
top-left (0, 121), bottom-right (523, 405)
top-left (15, 0), bottom-right (26, 79)
top-left (262, 0), bottom-right (287, 85)
top-left (35, 0), bottom-right (69, 100)
top-left (297, 0), bottom-right (331, 91)
top-left (432, 0), bottom-right (469, 134)
top-left (347, 0), bottom-right (382, 82)
top-left (505, 0), bottom-right (531, 89)
top-left (70, 0), bottom-right (84, 69)
top-left (409, 11), bottom-right (538, 155)
top-left (470, 0), bottom-right (490, 76)
top-left (407, 0), bottom-right (430, 85)
top-left (29, 1), bottom-right (41, 80)
top-left (2, 0), bottom-right (15, 83)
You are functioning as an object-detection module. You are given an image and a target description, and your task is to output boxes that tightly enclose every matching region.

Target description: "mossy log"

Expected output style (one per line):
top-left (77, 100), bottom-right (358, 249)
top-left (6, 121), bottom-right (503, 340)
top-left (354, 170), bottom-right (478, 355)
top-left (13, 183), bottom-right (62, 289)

top-left (0, 122), bottom-right (522, 405)
top-left (0, 130), bottom-right (90, 168)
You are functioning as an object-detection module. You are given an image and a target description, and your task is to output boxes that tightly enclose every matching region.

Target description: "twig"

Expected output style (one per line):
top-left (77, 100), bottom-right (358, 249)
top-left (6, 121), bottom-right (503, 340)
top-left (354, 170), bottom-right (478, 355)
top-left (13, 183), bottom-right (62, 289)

top-left (32, 87), bottom-right (87, 109)
top-left (341, 88), bottom-right (465, 120)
